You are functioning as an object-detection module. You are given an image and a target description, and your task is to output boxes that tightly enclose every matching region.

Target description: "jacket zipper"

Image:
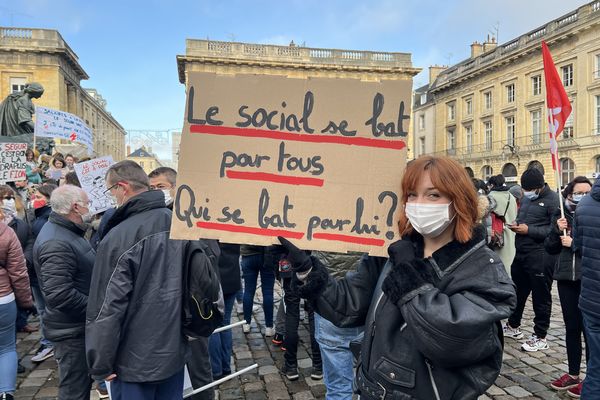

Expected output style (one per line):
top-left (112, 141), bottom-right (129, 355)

top-left (426, 360), bottom-right (441, 400)
top-left (365, 292), bottom-right (385, 372)
top-left (572, 253), bottom-right (576, 281)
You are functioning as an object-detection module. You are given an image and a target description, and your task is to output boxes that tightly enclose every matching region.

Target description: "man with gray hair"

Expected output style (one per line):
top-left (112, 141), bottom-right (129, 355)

top-left (86, 160), bottom-right (190, 400)
top-left (33, 184), bottom-right (95, 400)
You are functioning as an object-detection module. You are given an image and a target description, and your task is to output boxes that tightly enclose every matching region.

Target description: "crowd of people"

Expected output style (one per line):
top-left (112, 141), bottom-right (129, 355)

top-left (0, 151), bottom-right (598, 400)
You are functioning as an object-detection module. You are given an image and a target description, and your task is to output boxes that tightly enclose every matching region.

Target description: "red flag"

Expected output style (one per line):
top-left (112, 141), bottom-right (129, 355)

top-left (542, 41), bottom-right (572, 171)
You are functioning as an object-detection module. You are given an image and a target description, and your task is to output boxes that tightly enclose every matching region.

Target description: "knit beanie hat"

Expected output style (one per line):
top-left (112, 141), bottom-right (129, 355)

top-left (521, 168), bottom-right (544, 190)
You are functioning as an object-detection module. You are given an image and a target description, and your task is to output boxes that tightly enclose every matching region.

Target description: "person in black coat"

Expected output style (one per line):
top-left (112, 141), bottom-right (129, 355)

top-left (505, 168), bottom-right (559, 352)
top-left (544, 176), bottom-right (591, 394)
top-left (278, 156), bottom-right (516, 400)
top-left (33, 185), bottom-right (95, 399)
top-left (29, 183), bottom-right (57, 363)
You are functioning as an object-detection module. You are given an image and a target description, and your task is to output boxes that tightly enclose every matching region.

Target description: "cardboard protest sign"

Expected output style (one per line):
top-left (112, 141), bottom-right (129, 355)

top-left (0, 142), bottom-right (27, 184)
top-left (35, 106), bottom-right (94, 153)
top-left (74, 156), bottom-right (114, 214)
top-left (171, 72), bottom-right (410, 256)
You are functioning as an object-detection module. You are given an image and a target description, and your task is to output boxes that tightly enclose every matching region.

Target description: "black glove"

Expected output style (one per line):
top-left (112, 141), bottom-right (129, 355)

top-left (382, 259), bottom-right (434, 305)
top-left (277, 237), bottom-right (313, 273)
top-left (387, 239), bottom-right (416, 266)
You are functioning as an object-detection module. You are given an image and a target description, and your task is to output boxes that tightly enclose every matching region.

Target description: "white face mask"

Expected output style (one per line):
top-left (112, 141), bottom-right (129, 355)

top-left (162, 189), bottom-right (173, 206)
top-left (405, 202), bottom-right (455, 238)
top-left (2, 198), bottom-right (16, 212)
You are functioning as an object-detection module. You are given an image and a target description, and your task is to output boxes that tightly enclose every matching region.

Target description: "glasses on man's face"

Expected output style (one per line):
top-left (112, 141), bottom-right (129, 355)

top-left (103, 183), bottom-right (119, 196)
top-left (573, 192), bottom-right (590, 197)
top-left (2, 195), bottom-right (15, 200)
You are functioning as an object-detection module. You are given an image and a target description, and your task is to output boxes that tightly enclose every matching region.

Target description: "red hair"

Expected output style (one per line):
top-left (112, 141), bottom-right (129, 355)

top-left (398, 156), bottom-right (478, 243)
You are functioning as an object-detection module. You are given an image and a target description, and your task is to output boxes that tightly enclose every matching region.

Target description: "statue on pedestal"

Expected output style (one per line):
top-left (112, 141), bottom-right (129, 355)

top-left (0, 82), bottom-right (54, 154)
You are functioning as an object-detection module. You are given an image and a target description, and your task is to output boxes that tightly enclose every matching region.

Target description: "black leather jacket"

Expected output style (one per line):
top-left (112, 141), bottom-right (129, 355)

top-left (300, 226), bottom-right (516, 400)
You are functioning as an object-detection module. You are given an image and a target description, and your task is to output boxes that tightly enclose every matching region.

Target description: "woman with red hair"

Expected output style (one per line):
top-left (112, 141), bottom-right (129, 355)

top-left (279, 156), bottom-right (516, 400)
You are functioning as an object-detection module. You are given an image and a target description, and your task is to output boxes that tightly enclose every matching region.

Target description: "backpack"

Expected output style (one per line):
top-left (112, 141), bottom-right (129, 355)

top-left (182, 240), bottom-right (224, 338)
top-left (488, 194), bottom-right (511, 250)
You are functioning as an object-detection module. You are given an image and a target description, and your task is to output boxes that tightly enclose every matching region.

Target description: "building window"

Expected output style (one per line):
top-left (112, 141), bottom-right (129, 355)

top-left (595, 54), bottom-right (600, 79)
top-left (596, 95), bottom-right (600, 134)
top-left (465, 125), bottom-right (473, 152)
top-left (506, 84), bottom-right (515, 103)
top-left (560, 158), bottom-right (575, 185)
top-left (482, 165), bottom-right (493, 181)
top-left (528, 160), bottom-right (545, 175)
top-left (419, 137), bottom-right (426, 156)
top-left (447, 103), bottom-right (456, 121)
top-left (447, 129), bottom-right (456, 152)
top-left (484, 121), bottom-right (493, 150)
top-left (505, 116), bottom-right (515, 146)
top-left (484, 91), bottom-right (493, 110)
top-left (465, 98), bottom-right (473, 116)
top-left (596, 156), bottom-right (600, 173)
top-left (531, 110), bottom-right (541, 144)
top-left (562, 64), bottom-right (574, 87)
top-left (563, 107), bottom-right (574, 139)
top-left (10, 77), bottom-right (26, 93)
top-left (532, 75), bottom-right (542, 96)
top-left (420, 93), bottom-right (427, 105)
top-left (418, 114), bottom-right (425, 130)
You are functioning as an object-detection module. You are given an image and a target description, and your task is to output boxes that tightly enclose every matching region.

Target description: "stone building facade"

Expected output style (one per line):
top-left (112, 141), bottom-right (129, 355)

top-left (425, 0), bottom-right (600, 186)
top-left (0, 27), bottom-right (126, 160)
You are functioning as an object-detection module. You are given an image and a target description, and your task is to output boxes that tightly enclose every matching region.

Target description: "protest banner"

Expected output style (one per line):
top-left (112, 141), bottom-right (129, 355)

top-left (171, 72), bottom-right (411, 256)
top-left (74, 156), bottom-right (114, 214)
top-left (0, 142), bottom-right (27, 184)
top-left (35, 106), bottom-right (94, 153)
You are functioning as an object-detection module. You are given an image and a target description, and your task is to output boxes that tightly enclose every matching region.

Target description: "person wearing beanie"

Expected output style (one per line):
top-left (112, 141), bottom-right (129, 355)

top-left (504, 168), bottom-right (559, 352)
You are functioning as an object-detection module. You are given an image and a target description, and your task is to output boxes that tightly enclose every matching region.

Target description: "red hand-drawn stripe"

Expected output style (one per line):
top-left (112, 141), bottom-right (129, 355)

top-left (225, 170), bottom-right (324, 187)
top-left (312, 232), bottom-right (385, 247)
top-left (196, 221), bottom-right (305, 239)
top-left (190, 124), bottom-right (405, 150)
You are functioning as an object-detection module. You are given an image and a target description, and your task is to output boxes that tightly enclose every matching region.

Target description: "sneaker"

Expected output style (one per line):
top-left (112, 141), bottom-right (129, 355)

top-left (550, 373), bottom-right (580, 390)
top-left (0, 393), bottom-right (15, 400)
top-left (265, 327), bottom-right (276, 337)
top-left (96, 386), bottom-right (109, 399)
top-left (567, 381), bottom-right (583, 398)
top-left (503, 322), bottom-right (524, 340)
top-left (282, 364), bottom-right (299, 381)
top-left (310, 367), bottom-right (323, 380)
top-left (242, 323), bottom-right (251, 333)
top-left (31, 345), bottom-right (54, 363)
top-left (521, 335), bottom-right (549, 352)
top-left (271, 333), bottom-right (284, 346)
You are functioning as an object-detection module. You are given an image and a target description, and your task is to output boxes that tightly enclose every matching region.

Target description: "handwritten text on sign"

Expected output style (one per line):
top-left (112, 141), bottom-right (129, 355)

top-left (171, 73), bottom-right (410, 256)
top-left (0, 142), bottom-right (27, 184)
top-left (74, 156), bottom-right (115, 215)
top-left (35, 106), bottom-right (94, 153)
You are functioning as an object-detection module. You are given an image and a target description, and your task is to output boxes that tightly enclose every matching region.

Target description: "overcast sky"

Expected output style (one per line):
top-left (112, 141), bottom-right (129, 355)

top-left (0, 0), bottom-right (590, 158)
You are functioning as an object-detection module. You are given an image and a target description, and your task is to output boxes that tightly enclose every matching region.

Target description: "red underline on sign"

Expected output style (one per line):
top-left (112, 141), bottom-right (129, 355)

top-left (196, 221), bottom-right (305, 239)
top-left (312, 233), bottom-right (385, 247)
top-left (225, 170), bottom-right (324, 187)
top-left (190, 124), bottom-right (406, 150)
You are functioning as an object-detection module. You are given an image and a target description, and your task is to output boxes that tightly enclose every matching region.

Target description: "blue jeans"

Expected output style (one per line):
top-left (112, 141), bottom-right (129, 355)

top-left (314, 313), bottom-right (364, 400)
top-left (208, 293), bottom-right (236, 377)
top-left (110, 368), bottom-right (184, 400)
top-left (583, 312), bottom-right (600, 398)
top-left (241, 254), bottom-right (275, 327)
top-left (32, 285), bottom-right (52, 347)
top-left (0, 299), bottom-right (17, 393)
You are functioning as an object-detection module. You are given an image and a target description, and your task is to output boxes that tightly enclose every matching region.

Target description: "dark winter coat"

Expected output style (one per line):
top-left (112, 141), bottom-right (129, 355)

top-left (514, 184), bottom-right (559, 253)
top-left (297, 226), bottom-right (516, 400)
top-left (574, 178), bottom-right (600, 320)
top-left (544, 203), bottom-right (581, 281)
top-left (86, 190), bottom-right (188, 382)
top-left (32, 205), bottom-right (52, 237)
top-left (218, 243), bottom-right (241, 295)
top-left (33, 212), bottom-right (95, 342)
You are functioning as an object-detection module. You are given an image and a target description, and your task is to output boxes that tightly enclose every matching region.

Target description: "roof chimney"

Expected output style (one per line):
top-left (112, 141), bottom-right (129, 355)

top-left (483, 35), bottom-right (497, 53)
top-left (429, 65), bottom-right (447, 84)
top-left (471, 41), bottom-right (483, 58)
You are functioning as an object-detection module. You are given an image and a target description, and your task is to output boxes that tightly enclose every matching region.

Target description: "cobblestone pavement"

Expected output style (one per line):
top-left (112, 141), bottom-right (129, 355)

top-left (15, 284), bottom-right (583, 400)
